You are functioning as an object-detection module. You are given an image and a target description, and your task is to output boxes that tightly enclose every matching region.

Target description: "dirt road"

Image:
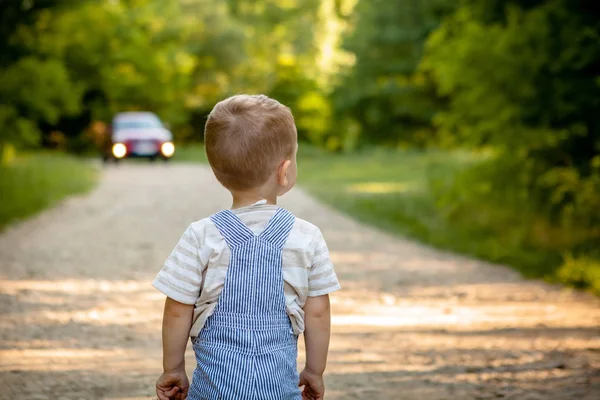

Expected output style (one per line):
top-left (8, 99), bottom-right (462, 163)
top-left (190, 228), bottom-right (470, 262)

top-left (1, 164), bottom-right (599, 400)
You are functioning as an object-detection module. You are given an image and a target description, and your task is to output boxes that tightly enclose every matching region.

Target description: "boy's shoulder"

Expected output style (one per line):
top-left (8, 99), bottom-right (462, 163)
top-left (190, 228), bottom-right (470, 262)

top-left (289, 215), bottom-right (322, 237)
top-left (187, 216), bottom-right (217, 239)
top-left (286, 211), bottom-right (325, 252)
top-left (284, 212), bottom-right (326, 252)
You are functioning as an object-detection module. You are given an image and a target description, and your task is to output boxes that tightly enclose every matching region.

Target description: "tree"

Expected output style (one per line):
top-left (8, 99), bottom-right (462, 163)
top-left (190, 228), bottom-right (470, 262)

top-left (1, 0), bottom-right (249, 150)
top-left (332, 0), bottom-right (453, 148)
top-left (421, 0), bottom-right (600, 284)
top-left (0, 0), bottom-right (81, 161)
top-left (224, 0), bottom-right (330, 145)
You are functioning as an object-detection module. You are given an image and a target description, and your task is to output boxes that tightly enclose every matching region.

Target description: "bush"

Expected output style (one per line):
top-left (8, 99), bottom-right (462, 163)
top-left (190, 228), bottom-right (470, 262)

top-left (421, 0), bottom-right (600, 291)
top-left (558, 255), bottom-right (600, 295)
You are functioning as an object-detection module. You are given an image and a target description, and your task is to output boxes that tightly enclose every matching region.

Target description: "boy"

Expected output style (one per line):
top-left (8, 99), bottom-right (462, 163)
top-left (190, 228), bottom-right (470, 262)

top-left (153, 94), bottom-right (340, 400)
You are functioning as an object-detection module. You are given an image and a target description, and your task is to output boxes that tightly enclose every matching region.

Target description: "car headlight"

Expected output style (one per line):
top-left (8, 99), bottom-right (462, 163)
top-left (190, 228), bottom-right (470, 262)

top-left (112, 143), bottom-right (127, 158)
top-left (161, 141), bottom-right (175, 157)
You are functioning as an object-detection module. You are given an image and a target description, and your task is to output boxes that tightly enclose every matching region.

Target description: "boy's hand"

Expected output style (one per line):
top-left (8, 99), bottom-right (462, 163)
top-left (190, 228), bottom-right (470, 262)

top-left (156, 370), bottom-right (189, 400)
top-left (299, 368), bottom-right (325, 400)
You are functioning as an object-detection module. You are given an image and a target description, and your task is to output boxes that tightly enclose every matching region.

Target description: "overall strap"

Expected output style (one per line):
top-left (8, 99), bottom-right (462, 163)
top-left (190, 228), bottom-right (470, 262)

top-left (259, 208), bottom-right (296, 249)
top-left (210, 210), bottom-right (254, 247)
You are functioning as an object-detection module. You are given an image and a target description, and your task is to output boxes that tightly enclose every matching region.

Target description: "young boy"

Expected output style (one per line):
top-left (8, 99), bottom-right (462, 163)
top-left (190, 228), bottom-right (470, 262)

top-left (153, 94), bottom-right (340, 400)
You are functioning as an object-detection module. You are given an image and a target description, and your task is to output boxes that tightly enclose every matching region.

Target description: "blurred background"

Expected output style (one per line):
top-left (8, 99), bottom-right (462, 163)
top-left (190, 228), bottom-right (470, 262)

top-left (1, 0), bottom-right (599, 293)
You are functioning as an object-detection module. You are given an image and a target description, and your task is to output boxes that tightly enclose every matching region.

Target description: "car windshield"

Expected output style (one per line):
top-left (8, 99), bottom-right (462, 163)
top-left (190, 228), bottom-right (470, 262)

top-left (114, 120), bottom-right (162, 130)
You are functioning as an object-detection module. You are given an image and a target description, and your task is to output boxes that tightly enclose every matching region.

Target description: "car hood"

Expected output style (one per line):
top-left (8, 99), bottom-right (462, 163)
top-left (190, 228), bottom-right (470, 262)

top-left (112, 128), bottom-right (172, 142)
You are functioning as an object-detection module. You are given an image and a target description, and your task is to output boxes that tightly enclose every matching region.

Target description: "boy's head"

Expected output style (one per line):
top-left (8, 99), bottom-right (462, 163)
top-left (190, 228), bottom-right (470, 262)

top-left (204, 94), bottom-right (298, 194)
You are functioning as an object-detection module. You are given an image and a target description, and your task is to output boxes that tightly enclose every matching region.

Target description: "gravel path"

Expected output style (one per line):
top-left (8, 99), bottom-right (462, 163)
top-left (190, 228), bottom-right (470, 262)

top-left (1, 163), bottom-right (599, 400)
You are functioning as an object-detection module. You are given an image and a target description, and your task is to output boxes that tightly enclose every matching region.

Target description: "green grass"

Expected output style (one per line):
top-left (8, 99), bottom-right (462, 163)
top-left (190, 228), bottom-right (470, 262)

top-left (172, 144), bottom-right (208, 163)
top-left (296, 147), bottom-right (561, 276)
top-left (0, 152), bottom-right (98, 230)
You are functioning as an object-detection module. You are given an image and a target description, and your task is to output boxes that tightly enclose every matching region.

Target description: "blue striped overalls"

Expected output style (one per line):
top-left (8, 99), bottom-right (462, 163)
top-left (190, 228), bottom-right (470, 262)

top-left (188, 208), bottom-right (301, 400)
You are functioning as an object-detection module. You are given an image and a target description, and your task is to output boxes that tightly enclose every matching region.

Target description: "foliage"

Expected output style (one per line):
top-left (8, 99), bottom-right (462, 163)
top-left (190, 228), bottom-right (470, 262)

top-left (558, 255), bottom-right (600, 295)
top-left (0, 1), bottom-right (82, 158)
top-left (0, 152), bottom-right (98, 230)
top-left (0, 0), bottom-right (65, 66)
top-left (0, 57), bottom-right (82, 149)
top-left (10, 0), bottom-right (245, 145)
top-left (225, 0), bottom-right (336, 145)
top-left (0, 0), bottom-right (339, 149)
top-left (331, 0), bottom-right (453, 148)
top-left (421, 0), bottom-right (600, 291)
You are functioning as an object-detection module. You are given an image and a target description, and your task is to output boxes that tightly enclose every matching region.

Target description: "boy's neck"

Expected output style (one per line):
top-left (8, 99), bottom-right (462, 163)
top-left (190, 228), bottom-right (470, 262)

top-left (231, 191), bottom-right (277, 209)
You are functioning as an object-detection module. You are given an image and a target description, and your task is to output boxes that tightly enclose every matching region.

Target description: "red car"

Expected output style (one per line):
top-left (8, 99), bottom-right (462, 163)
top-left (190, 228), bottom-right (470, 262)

top-left (103, 112), bottom-right (175, 162)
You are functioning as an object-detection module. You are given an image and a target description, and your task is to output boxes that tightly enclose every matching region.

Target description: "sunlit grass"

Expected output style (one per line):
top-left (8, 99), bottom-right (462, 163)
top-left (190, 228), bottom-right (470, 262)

top-left (346, 182), bottom-right (418, 194)
top-left (171, 143), bottom-right (208, 163)
top-left (296, 146), bottom-right (566, 280)
top-left (297, 146), bottom-right (477, 247)
top-left (0, 152), bottom-right (98, 230)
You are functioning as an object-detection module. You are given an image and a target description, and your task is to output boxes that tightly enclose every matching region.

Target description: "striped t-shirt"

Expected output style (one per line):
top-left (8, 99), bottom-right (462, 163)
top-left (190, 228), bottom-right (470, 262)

top-left (152, 202), bottom-right (341, 337)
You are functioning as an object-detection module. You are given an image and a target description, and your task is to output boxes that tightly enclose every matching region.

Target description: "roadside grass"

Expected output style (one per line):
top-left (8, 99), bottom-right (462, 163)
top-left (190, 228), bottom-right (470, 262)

top-left (0, 152), bottom-right (98, 230)
top-left (172, 144), bottom-right (589, 289)
top-left (296, 146), bottom-right (565, 276)
top-left (172, 144), bottom-right (208, 163)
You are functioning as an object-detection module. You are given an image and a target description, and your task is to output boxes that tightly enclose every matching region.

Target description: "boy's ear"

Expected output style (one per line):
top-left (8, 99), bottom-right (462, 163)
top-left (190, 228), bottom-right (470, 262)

top-left (278, 159), bottom-right (291, 186)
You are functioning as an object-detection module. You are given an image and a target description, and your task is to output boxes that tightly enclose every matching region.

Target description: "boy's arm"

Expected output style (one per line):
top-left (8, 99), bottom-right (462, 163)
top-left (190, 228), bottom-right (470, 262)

top-left (156, 297), bottom-right (194, 400)
top-left (300, 294), bottom-right (331, 400)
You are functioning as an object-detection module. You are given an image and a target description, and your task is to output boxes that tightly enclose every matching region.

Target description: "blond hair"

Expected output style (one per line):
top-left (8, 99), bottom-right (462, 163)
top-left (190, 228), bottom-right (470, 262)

top-left (204, 94), bottom-right (297, 191)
